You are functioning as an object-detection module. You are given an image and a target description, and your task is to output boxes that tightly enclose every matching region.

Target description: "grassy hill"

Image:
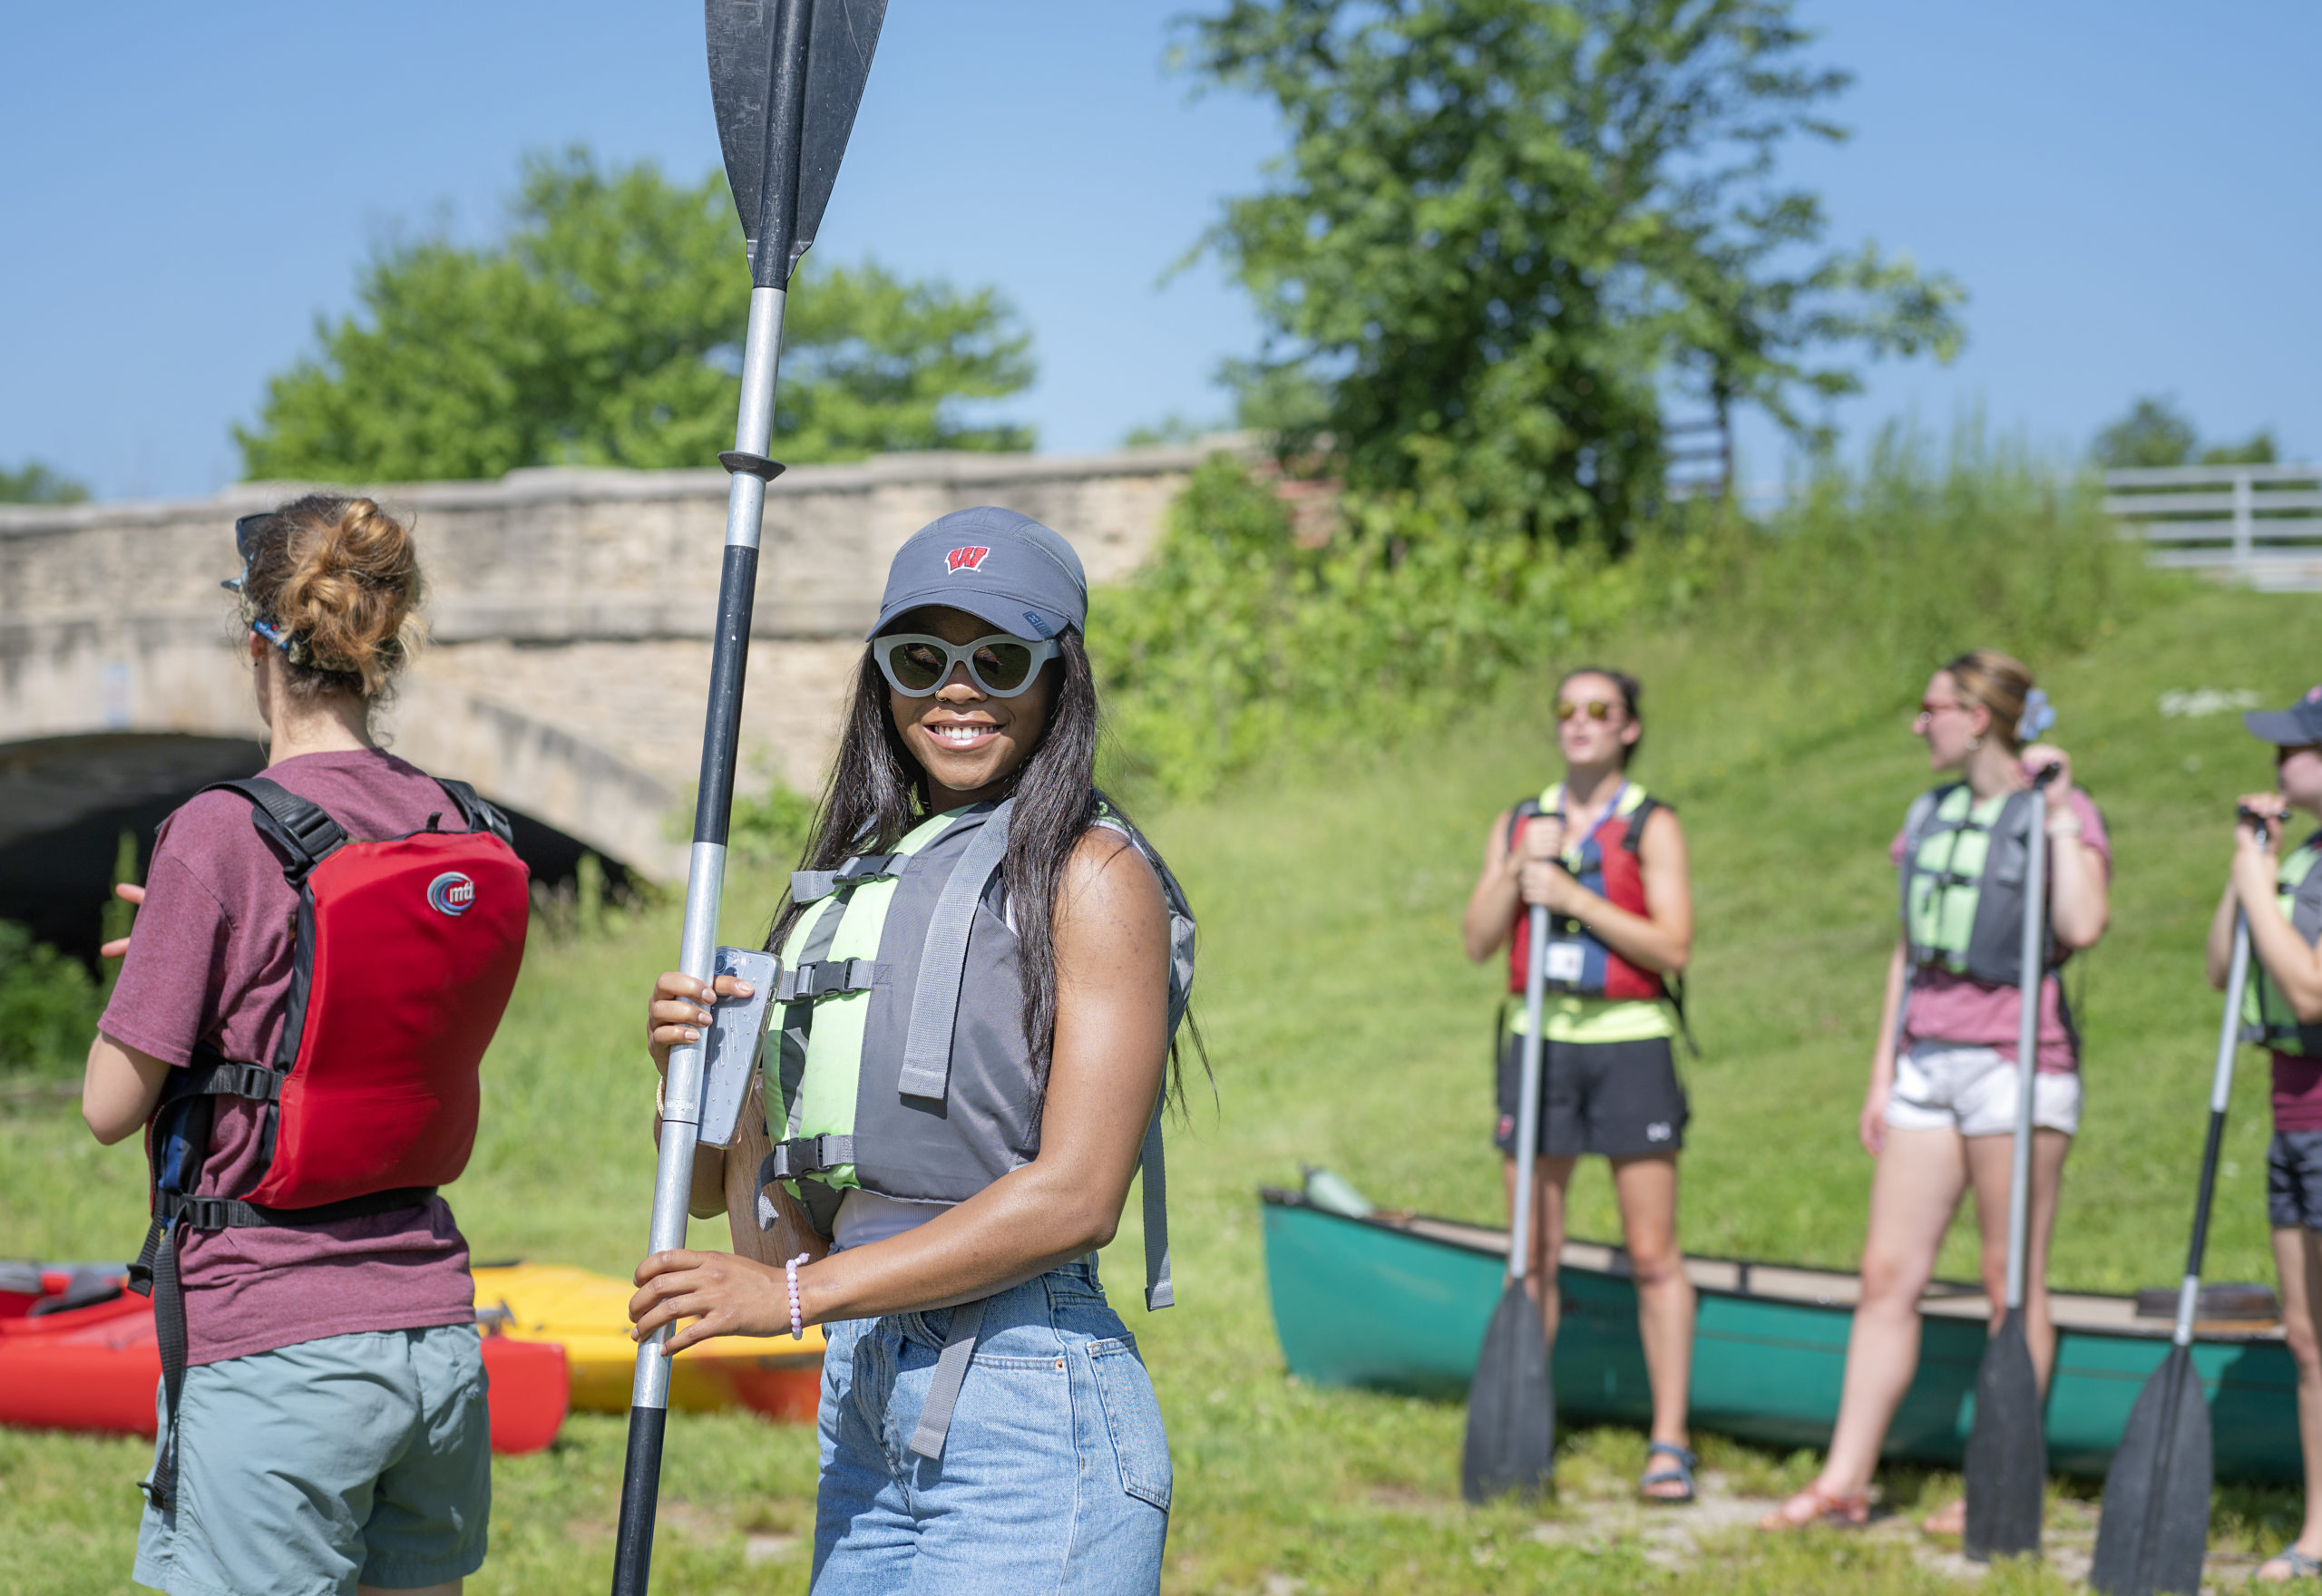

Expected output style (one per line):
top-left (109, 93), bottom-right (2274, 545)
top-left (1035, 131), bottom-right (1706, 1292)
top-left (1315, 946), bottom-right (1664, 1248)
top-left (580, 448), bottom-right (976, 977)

top-left (5, 575), bottom-right (2318, 1593)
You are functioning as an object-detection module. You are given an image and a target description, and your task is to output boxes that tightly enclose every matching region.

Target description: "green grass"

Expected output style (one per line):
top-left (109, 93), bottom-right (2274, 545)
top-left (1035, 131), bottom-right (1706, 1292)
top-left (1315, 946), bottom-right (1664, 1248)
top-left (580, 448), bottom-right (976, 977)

top-left (5, 579), bottom-right (2320, 1592)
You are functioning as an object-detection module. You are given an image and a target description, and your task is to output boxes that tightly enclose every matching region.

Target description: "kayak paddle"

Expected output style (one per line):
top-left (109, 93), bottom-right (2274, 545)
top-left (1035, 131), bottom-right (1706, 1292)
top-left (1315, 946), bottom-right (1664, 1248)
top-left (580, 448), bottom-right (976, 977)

top-left (2088, 910), bottom-right (2251, 1595)
top-left (1963, 687), bottom-right (2057, 1562)
top-left (611, 5), bottom-right (886, 1592)
top-left (1462, 902), bottom-right (1556, 1502)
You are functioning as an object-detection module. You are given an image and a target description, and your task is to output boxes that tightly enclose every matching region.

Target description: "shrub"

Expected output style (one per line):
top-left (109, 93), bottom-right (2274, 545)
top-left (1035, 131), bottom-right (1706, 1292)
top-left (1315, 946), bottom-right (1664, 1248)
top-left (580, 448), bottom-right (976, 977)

top-left (0, 923), bottom-right (100, 1078)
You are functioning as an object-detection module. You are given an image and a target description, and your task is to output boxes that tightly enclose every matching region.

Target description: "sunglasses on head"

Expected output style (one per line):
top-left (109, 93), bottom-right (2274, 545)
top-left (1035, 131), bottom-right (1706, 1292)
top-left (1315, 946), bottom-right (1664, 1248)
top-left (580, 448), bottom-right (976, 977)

top-left (874, 632), bottom-right (1057, 698)
top-left (220, 512), bottom-right (273, 596)
top-left (1556, 698), bottom-right (1618, 722)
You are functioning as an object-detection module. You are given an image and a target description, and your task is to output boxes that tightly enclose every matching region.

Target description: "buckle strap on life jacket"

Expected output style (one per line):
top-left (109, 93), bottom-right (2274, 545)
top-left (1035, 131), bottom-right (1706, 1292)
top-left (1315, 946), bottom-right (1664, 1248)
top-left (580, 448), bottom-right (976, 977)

top-left (909, 1296), bottom-right (990, 1459)
top-left (201, 776), bottom-right (348, 881)
top-left (898, 799), bottom-right (1016, 1102)
top-left (760, 1134), bottom-right (855, 1182)
top-left (791, 854), bottom-right (902, 904)
top-left (776, 959), bottom-right (881, 1002)
top-left (179, 1056), bottom-right (284, 1104)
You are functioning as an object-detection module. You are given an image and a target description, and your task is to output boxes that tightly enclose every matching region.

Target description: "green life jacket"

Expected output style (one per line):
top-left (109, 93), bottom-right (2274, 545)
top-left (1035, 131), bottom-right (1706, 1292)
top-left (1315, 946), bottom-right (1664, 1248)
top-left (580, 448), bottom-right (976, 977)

top-left (1898, 782), bottom-right (2062, 985)
top-left (2244, 834), bottom-right (2322, 1056)
top-left (762, 794), bottom-right (1195, 1316)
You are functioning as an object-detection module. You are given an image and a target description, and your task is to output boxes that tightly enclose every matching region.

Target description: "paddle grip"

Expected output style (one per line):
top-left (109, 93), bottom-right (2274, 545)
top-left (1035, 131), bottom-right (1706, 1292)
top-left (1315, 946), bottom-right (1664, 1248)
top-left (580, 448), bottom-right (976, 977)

top-left (610, 1404), bottom-right (666, 1596)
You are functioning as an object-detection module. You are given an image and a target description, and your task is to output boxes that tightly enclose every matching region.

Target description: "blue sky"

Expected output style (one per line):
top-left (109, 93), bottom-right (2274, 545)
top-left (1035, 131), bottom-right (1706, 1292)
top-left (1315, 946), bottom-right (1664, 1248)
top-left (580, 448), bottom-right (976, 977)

top-left (1, 2), bottom-right (2313, 501)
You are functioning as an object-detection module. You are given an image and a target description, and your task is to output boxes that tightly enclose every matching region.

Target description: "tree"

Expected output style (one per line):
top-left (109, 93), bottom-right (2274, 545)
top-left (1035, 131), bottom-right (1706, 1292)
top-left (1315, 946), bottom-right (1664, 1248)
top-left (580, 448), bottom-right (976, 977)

top-left (1181, 0), bottom-right (1965, 549)
top-left (239, 149), bottom-right (1034, 482)
top-left (2092, 396), bottom-right (2276, 470)
top-left (0, 461), bottom-right (90, 504)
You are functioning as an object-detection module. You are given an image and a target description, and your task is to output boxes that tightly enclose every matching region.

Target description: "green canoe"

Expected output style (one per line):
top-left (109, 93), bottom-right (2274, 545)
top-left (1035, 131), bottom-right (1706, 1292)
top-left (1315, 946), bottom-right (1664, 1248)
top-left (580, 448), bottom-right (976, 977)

top-left (1261, 1187), bottom-right (2301, 1483)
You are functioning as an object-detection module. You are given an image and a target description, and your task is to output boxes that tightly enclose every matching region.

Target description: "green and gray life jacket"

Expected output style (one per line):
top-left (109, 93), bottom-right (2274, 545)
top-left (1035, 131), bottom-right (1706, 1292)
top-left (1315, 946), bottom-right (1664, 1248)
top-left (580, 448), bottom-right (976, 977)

top-left (760, 794), bottom-right (1196, 1459)
top-left (1898, 782), bottom-right (2062, 986)
top-left (2245, 834), bottom-right (2322, 1056)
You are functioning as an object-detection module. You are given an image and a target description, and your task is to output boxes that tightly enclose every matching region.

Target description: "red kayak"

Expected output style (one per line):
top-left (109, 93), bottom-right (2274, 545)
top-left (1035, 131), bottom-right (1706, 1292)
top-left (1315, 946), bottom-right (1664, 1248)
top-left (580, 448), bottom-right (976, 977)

top-left (0, 1264), bottom-right (567, 1455)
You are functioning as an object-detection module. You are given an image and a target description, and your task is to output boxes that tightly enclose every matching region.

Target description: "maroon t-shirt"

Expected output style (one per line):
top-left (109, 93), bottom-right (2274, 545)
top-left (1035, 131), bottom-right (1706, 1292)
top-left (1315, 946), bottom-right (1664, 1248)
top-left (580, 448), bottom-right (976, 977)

top-left (2273, 1054), bottom-right (2322, 1133)
top-left (102, 749), bottom-right (478, 1366)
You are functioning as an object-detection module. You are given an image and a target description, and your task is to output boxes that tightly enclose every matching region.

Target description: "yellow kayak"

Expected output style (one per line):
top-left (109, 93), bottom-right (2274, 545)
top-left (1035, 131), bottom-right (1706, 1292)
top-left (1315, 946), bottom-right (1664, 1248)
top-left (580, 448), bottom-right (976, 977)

top-left (473, 1262), bottom-right (824, 1421)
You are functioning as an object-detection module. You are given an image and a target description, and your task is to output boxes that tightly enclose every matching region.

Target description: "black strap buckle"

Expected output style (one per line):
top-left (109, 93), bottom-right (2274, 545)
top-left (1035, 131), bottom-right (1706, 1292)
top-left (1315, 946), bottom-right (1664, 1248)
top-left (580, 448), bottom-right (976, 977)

top-left (776, 959), bottom-right (878, 1002)
top-left (769, 1134), bottom-right (852, 1180)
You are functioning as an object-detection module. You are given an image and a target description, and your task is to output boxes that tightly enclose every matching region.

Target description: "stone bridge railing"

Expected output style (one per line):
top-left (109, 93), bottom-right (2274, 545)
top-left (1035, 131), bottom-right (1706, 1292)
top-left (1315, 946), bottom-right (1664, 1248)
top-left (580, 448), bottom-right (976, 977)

top-left (0, 441), bottom-right (1238, 884)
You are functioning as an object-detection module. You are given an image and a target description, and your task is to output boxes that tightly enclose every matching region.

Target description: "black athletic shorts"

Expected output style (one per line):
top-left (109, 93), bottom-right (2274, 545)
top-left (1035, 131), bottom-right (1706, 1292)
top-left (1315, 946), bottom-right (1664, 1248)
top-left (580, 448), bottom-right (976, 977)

top-left (2268, 1130), bottom-right (2322, 1230)
top-left (1495, 1032), bottom-right (1688, 1160)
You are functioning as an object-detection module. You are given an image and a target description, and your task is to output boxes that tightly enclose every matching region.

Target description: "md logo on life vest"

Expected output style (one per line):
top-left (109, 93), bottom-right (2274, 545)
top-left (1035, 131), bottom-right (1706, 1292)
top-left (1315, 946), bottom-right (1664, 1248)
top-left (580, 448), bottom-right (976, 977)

top-left (945, 545), bottom-right (990, 573)
top-left (427, 871), bottom-right (476, 917)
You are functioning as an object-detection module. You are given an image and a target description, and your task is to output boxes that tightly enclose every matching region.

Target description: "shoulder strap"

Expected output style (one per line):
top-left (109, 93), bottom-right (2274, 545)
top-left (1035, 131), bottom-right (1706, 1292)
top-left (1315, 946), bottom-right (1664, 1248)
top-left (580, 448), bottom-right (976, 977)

top-left (895, 799), bottom-right (1016, 1102)
top-left (1620, 793), bottom-right (1665, 857)
top-left (199, 777), bottom-right (346, 883)
top-left (433, 777), bottom-right (513, 843)
top-left (1505, 796), bottom-right (1545, 851)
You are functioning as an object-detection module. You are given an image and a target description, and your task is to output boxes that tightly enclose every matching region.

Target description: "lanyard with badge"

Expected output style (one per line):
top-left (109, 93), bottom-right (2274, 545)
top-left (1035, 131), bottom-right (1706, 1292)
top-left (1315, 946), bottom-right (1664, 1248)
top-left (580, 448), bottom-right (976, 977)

top-left (1542, 781), bottom-right (1624, 986)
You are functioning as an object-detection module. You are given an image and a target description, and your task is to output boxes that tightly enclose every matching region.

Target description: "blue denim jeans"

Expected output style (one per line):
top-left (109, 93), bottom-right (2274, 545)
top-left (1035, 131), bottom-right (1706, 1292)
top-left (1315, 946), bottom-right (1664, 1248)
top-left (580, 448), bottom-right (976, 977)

top-left (812, 1257), bottom-right (1170, 1595)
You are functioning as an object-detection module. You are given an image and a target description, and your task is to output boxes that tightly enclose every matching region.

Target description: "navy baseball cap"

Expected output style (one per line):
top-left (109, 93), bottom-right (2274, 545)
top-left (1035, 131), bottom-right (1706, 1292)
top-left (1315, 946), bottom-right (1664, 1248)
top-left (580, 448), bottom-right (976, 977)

top-left (867, 507), bottom-right (1088, 641)
top-left (2246, 685), bottom-right (2322, 747)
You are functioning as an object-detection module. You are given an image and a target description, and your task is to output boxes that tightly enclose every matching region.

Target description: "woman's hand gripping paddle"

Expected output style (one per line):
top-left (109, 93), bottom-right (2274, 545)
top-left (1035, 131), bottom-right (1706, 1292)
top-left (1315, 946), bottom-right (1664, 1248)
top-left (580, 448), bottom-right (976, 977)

top-left (613, 5), bottom-right (886, 1594)
top-left (1964, 689), bottom-right (2058, 1562)
top-left (2088, 911), bottom-right (2251, 1596)
top-left (1463, 903), bottom-right (1556, 1502)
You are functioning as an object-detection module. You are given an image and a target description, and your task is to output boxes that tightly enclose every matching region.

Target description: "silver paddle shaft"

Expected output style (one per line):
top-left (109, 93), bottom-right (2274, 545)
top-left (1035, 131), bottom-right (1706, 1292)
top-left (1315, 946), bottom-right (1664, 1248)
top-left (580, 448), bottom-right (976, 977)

top-left (1508, 905), bottom-right (1550, 1282)
top-left (629, 284), bottom-right (788, 1411)
top-left (2003, 783), bottom-right (2048, 1313)
top-left (2173, 916), bottom-right (2252, 1347)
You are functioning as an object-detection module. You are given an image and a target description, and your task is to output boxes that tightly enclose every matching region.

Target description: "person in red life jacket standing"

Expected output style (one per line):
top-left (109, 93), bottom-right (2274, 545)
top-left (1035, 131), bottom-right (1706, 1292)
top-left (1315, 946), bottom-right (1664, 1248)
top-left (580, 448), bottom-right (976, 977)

top-left (82, 496), bottom-right (528, 1596)
top-left (2211, 687), bottom-right (2322, 1583)
top-left (1762, 649), bottom-right (2111, 1533)
top-left (1459, 667), bottom-right (1700, 1503)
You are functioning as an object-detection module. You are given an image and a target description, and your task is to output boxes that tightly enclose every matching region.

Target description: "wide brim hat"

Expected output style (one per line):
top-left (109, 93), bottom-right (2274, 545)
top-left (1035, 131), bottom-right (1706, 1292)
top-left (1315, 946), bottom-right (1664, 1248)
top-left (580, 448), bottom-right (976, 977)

top-left (868, 507), bottom-right (1088, 641)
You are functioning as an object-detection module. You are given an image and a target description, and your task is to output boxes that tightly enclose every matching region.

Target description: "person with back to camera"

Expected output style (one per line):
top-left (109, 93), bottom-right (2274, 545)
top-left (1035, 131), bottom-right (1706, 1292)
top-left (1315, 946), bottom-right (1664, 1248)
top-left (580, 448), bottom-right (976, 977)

top-left (627, 507), bottom-right (1202, 1594)
top-left (1761, 649), bottom-right (2111, 1533)
top-left (2213, 686), bottom-right (2322, 1583)
top-left (83, 496), bottom-right (529, 1596)
top-left (1459, 667), bottom-right (1701, 1503)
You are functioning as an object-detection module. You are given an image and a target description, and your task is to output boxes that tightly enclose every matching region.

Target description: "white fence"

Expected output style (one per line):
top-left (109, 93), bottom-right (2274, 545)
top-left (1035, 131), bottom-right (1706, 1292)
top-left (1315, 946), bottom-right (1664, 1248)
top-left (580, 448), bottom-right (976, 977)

top-left (2103, 464), bottom-right (2322, 590)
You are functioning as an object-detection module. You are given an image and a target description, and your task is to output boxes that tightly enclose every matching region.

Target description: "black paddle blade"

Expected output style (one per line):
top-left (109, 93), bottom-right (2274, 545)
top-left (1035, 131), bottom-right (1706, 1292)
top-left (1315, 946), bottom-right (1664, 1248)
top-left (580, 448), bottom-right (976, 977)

top-left (1461, 1280), bottom-right (1554, 1504)
top-left (1963, 1313), bottom-right (2046, 1561)
top-left (707, 0), bottom-right (888, 274)
top-left (2090, 1347), bottom-right (2212, 1596)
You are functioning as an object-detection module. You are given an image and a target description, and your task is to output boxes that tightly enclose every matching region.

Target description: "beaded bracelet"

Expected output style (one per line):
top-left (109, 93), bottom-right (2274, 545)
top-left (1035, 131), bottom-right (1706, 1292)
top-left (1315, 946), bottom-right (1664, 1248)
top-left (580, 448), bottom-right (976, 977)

top-left (785, 1253), bottom-right (810, 1341)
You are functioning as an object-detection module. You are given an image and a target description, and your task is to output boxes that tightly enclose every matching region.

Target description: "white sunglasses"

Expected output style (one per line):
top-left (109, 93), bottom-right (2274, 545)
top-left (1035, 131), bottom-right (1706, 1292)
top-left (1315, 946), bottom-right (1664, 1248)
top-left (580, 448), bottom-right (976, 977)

top-left (873, 632), bottom-right (1057, 698)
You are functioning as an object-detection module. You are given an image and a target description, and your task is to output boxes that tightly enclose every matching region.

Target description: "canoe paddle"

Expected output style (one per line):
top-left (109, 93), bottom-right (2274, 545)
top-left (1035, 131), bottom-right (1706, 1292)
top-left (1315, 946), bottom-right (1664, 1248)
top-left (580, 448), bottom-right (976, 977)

top-left (1463, 902), bottom-right (1556, 1502)
top-left (610, 5), bottom-right (885, 1592)
top-left (1963, 689), bottom-right (2058, 1562)
top-left (2088, 910), bottom-right (2253, 1595)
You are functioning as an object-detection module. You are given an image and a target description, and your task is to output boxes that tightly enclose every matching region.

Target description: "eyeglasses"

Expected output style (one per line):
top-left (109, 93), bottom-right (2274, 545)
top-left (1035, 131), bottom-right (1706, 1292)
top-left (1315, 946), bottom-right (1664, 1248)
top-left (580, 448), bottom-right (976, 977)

top-left (1556, 698), bottom-right (1618, 723)
top-left (1913, 698), bottom-right (1969, 727)
top-left (874, 632), bottom-right (1057, 698)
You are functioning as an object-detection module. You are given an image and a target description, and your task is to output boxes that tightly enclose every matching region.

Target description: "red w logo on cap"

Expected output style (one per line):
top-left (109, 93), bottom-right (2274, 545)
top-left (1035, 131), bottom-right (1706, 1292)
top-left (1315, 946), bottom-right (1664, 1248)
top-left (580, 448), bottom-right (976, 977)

top-left (946, 546), bottom-right (990, 573)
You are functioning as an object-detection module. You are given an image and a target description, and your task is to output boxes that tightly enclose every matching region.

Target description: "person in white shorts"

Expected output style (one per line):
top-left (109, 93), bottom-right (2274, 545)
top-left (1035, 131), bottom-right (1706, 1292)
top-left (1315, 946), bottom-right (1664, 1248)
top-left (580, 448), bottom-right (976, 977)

top-left (1764, 649), bottom-right (2112, 1534)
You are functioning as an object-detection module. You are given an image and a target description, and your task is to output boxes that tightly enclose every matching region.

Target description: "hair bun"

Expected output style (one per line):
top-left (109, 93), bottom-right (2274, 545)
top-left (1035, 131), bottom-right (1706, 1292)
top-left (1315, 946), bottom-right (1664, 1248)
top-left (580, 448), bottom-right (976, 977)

top-left (247, 495), bottom-right (424, 699)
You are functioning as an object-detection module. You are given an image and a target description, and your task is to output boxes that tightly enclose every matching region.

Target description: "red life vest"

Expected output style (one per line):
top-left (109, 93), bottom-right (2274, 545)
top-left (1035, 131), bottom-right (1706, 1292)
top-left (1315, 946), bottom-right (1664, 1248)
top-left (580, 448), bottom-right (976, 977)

top-left (130, 775), bottom-right (528, 1509)
top-left (1504, 781), bottom-right (1669, 1004)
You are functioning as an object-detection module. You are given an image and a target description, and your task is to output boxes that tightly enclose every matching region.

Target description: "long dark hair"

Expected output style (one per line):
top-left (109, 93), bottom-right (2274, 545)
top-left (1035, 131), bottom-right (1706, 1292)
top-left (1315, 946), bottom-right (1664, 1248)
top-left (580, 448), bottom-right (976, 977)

top-left (767, 628), bottom-right (1200, 1108)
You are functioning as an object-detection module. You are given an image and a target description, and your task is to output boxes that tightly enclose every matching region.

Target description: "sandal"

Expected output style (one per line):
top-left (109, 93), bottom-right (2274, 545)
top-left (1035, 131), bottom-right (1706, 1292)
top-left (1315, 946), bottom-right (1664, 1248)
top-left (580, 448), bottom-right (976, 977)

top-left (2259, 1545), bottom-right (2322, 1583)
top-left (1920, 1497), bottom-right (1965, 1537)
top-left (1639, 1442), bottom-right (1698, 1504)
top-left (1759, 1482), bottom-right (1871, 1532)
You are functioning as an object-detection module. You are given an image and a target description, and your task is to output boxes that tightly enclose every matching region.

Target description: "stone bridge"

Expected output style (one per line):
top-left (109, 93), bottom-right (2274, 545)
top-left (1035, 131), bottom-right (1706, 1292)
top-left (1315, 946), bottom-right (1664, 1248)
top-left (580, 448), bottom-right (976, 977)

top-left (0, 443), bottom-right (1229, 955)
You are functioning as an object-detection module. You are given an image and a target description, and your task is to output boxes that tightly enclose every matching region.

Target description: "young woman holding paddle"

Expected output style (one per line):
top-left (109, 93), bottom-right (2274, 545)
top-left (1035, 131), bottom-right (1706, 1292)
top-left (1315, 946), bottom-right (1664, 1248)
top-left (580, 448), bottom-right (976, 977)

top-left (631, 509), bottom-right (1196, 1594)
top-left (2212, 686), bottom-right (2322, 1583)
top-left (1762, 649), bottom-right (2112, 1533)
top-left (1460, 667), bottom-right (1699, 1503)
top-left (86, 498), bottom-right (520, 1596)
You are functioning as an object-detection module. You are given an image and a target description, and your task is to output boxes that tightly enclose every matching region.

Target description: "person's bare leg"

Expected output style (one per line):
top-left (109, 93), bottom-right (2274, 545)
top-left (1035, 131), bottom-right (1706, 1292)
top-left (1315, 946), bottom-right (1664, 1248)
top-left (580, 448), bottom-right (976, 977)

top-left (1918, 1123), bottom-right (2073, 1535)
top-left (2259, 1226), bottom-right (2322, 1580)
top-left (1613, 1153), bottom-right (1695, 1496)
top-left (1763, 1126), bottom-right (1966, 1527)
top-left (1503, 1153), bottom-right (1579, 1348)
top-left (1965, 1126), bottom-right (2073, 1387)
